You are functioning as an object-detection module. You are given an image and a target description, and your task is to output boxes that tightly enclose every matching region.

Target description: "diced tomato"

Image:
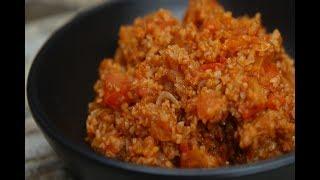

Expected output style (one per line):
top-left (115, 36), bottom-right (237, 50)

top-left (104, 93), bottom-right (125, 109)
top-left (179, 143), bottom-right (189, 153)
top-left (240, 79), bottom-right (268, 120)
top-left (150, 119), bottom-right (172, 141)
top-left (240, 103), bottom-right (265, 120)
top-left (266, 94), bottom-right (286, 110)
top-left (266, 100), bottom-right (277, 110)
top-left (197, 91), bottom-right (227, 123)
top-left (260, 62), bottom-right (279, 87)
top-left (103, 73), bottom-right (131, 109)
top-left (265, 63), bottom-right (277, 74)
top-left (137, 87), bottom-right (150, 97)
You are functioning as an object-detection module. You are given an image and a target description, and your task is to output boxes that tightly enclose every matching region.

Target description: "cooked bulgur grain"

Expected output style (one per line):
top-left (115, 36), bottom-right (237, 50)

top-left (86, 0), bottom-right (295, 168)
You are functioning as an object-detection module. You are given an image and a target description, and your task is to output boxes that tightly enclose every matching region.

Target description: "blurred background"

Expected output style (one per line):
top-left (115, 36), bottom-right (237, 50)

top-left (25, 1), bottom-right (108, 179)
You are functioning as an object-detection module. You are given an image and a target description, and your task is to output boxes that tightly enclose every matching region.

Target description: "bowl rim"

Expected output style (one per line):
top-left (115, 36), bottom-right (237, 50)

top-left (27, 0), bottom-right (295, 177)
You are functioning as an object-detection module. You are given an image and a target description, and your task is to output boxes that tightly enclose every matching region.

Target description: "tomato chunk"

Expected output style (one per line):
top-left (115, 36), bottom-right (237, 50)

top-left (103, 73), bottom-right (131, 109)
top-left (240, 104), bottom-right (265, 120)
top-left (150, 119), bottom-right (172, 141)
top-left (197, 91), bottom-right (228, 124)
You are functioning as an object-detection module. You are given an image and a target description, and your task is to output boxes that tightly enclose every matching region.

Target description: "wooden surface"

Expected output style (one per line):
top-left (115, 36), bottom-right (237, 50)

top-left (25, 12), bottom-right (77, 180)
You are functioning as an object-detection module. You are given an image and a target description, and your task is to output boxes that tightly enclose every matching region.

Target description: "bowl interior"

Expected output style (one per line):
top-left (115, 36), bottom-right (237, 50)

top-left (28, 0), bottom-right (294, 171)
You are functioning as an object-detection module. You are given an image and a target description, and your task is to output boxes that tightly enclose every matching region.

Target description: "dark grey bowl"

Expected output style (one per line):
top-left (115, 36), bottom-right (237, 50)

top-left (27, 0), bottom-right (295, 179)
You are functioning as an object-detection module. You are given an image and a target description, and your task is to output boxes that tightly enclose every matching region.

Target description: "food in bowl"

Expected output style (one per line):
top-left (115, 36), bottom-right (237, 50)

top-left (86, 0), bottom-right (295, 168)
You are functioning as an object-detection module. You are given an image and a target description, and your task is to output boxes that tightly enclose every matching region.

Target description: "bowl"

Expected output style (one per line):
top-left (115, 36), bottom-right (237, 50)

top-left (27, 0), bottom-right (295, 179)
